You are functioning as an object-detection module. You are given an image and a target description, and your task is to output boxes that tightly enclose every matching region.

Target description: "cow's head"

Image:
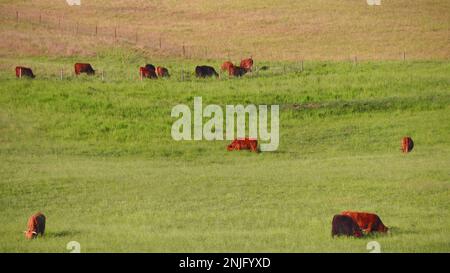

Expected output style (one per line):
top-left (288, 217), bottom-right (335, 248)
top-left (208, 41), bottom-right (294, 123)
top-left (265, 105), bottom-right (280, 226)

top-left (24, 230), bottom-right (37, 239)
top-left (379, 225), bottom-right (389, 233)
top-left (353, 229), bottom-right (363, 238)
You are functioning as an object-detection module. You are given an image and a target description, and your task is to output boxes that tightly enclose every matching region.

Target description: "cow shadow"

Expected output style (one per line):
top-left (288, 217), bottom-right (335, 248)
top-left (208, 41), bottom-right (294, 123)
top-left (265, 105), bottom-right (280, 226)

top-left (45, 230), bottom-right (81, 238)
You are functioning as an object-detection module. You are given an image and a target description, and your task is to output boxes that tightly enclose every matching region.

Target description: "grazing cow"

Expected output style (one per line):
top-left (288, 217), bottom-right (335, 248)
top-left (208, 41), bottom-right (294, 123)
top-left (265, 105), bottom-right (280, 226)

top-left (139, 66), bottom-right (157, 79)
top-left (331, 214), bottom-right (363, 238)
top-left (74, 63), bottom-right (95, 75)
top-left (15, 66), bottom-right (35, 78)
top-left (401, 137), bottom-right (414, 153)
top-left (228, 65), bottom-right (247, 77)
top-left (24, 212), bottom-right (46, 239)
top-left (195, 65), bottom-right (219, 78)
top-left (227, 138), bottom-right (258, 152)
top-left (240, 57), bottom-right (253, 72)
top-left (145, 64), bottom-right (156, 71)
top-left (341, 211), bottom-right (388, 233)
top-left (156, 66), bottom-right (170, 78)
top-left (221, 61), bottom-right (234, 72)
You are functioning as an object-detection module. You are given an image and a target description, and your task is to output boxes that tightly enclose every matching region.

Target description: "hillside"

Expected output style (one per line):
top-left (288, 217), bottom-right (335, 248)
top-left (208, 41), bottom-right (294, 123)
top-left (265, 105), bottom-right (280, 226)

top-left (1, 59), bottom-right (450, 252)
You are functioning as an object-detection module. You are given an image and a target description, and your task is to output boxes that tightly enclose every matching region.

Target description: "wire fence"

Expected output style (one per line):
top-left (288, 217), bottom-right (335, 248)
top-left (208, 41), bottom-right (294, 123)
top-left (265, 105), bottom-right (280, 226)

top-left (2, 9), bottom-right (414, 82)
top-left (1, 8), bottom-right (221, 59)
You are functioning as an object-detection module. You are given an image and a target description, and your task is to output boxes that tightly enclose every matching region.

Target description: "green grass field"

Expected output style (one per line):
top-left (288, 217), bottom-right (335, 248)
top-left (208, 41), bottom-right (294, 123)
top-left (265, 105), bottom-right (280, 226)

top-left (0, 52), bottom-right (449, 252)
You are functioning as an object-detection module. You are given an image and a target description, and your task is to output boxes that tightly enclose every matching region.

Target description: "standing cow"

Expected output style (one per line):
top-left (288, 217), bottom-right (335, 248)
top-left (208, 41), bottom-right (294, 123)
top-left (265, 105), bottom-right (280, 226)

top-left (221, 61), bottom-right (234, 72)
top-left (139, 66), bottom-right (157, 79)
top-left (341, 211), bottom-right (388, 233)
top-left (331, 214), bottom-right (363, 238)
top-left (228, 65), bottom-right (247, 77)
top-left (227, 138), bottom-right (258, 152)
top-left (15, 66), bottom-right (35, 78)
top-left (156, 66), bottom-right (170, 78)
top-left (195, 65), bottom-right (218, 78)
top-left (401, 137), bottom-right (414, 153)
top-left (240, 57), bottom-right (253, 72)
top-left (24, 212), bottom-right (46, 239)
top-left (74, 63), bottom-right (95, 75)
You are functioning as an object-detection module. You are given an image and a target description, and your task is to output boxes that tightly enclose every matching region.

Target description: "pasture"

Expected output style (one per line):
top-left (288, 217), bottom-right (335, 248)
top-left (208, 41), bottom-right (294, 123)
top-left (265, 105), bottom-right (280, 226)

top-left (0, 53), bottom-right (449, 252)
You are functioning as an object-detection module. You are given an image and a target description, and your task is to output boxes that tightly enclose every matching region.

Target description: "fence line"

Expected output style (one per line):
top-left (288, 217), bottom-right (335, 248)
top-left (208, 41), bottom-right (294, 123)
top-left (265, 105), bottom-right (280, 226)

top-left (3, 9), bottom-right (415, 64)
top-left (4, 9), bottom-right (417, 82)
top-left (4, 9), bottom-right (223, 60)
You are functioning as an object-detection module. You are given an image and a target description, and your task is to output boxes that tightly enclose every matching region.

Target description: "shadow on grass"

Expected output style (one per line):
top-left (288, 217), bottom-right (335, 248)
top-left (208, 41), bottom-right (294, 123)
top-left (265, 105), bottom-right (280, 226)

top-left (45, 230), bottom-right (81, 238)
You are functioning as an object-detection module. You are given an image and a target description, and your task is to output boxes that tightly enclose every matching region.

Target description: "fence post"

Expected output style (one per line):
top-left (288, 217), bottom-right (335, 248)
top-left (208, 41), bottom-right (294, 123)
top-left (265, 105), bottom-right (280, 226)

top-left (135, 31), bottom-right (138, 44)
top-left (58, 16), bottom-right (61, 30)
top-left (139, 69), bottom-right (142, 81)
top-left (114, 27), bottom-right (117, 41)
top-left (159, 35), bottom-right (162, 49)
top-left (95, 24), bottom-right (98, 36)
top-left (39, 13), bottom-right (42, 24)
top-left (353, 55), bottom-right (358, 66)
top-left (60, 68), bottom-right (63, 80)
top-left (19, 68), bottom-right (22, 79)
top-left (403, 51), bottom-right (406, 61)
top-left (182, 43), bottom-right (185, 57)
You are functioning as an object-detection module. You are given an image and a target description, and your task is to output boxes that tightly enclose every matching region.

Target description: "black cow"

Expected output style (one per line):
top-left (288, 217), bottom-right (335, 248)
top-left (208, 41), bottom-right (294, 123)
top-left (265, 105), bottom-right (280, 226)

top-left (195, 65), bottom-right (219, 78)
top-left (331, 215), bottom-right (363, 238)
top-left (145, 64), bottom-right (156, 71)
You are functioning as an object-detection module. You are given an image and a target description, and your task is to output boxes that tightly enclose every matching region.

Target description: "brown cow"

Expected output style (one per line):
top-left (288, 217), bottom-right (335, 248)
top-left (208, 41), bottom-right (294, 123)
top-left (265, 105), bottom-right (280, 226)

top-left (24, 212), bottom-right (46, 239)
top-left (139, 66), bottom-right (157, 79)
top-left (221, 61), bottom-right (234, 72)
top-left (240, 57), bottom-right (253, 72)
top-left (15, 66), bottom-right (35, 78)
top-left (401, 137), bottom-right (414, 153)
top-left (341, 211), bottom-right (388, 233)
top-left (156, 66), bottom-right (170, 78)
top-left (227, 138), bottom-right (258, 152)
top-left (74, 63), bottom-right (95, 75)
top-left (332, 215), bottom-right (363, 238)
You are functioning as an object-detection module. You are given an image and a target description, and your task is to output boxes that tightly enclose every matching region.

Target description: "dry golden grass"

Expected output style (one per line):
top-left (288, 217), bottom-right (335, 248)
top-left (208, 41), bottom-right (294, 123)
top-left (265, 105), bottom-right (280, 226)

top-left (0, 0), bottom-right (449, 60)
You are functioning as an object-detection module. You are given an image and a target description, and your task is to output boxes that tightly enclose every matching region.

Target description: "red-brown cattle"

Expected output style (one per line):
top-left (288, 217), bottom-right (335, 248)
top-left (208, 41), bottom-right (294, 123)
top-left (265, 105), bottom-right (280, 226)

top-left (74, 63), bottom-right (95, 75)
top-left (221, 61), bottom-right (234, 72)
top-left (331, 214), bottom-right (363, 238)
top-left (240, 57), bottom-right (253, 72)
top-left (401, 136), bottom-right (414, 153)
top-left (24, 212), bottom-right (46, 239)
top-left (139, 67), bottom-right (157, 79)
top-left (227, 138), bottom-right (258, 152)
top-left (156, 66), bottom-right (170, 78)
top-left (15, 66), bottom-right (35, 78)
top-left (341, 211), bottom-right (388, 233)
